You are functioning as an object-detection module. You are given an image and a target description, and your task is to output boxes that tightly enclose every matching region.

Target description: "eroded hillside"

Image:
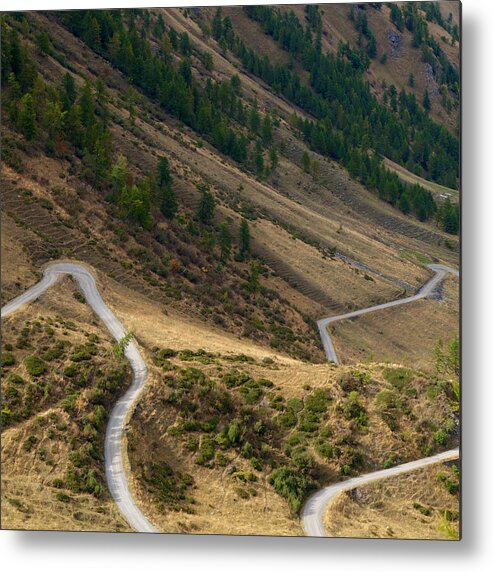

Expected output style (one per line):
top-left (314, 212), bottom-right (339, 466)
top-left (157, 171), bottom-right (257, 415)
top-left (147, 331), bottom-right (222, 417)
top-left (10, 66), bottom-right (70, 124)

top-left (1, 6), bottom-right (459, 366)
top-left (1, 4), bottom-right (460, 536)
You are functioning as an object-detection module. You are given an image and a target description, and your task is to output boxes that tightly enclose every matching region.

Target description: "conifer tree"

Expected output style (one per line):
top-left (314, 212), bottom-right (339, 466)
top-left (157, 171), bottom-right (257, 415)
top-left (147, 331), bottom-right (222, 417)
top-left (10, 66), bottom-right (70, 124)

top-left (18, 93), bottom-right (36, 140)
top-left (197, 186), bottom-right (216, 224)
top-left (219, 220), bottom-right (232, 262)
top-left (239, 218), bottom-right (251, 259)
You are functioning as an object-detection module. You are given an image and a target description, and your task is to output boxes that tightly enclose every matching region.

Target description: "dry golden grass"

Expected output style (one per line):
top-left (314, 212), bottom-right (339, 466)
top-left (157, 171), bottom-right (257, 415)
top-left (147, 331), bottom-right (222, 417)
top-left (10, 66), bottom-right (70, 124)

top-left (127, 417), bottom-right (302, 537)
top-left (1, 276), bottom-right (130, 532)
top-left (126, 343), bottom-right (457, 536)
top-left (323, 462), bottom-right (460, 540)
top-left (2, 412), bottom-right (130, 532)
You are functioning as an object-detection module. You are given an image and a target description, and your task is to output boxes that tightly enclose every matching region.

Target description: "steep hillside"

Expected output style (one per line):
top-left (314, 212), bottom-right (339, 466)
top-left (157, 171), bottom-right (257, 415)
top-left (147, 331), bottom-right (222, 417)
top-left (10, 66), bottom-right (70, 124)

top-left (1, 269), bottom-right (131, 531)
top-left (323, 460), bottom-right (460, 539)
top-left (1, 7), bottom-right (459, 366)
top-left (127, 346), bottom-right (458, 535)
top-left (1, 5), bottom-right (460, 536)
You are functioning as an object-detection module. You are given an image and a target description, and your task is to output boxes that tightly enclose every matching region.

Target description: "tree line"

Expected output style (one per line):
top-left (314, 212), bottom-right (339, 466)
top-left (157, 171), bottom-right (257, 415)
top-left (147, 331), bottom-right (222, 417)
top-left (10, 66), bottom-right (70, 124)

top-left (59, 9), bottom-right (279, 177)
top-left (241, 4), bottom-right (458, 189)
top-left (209, 6), bottom-right (459, 232)
top-left (1, 14), bottom-right (255, 265)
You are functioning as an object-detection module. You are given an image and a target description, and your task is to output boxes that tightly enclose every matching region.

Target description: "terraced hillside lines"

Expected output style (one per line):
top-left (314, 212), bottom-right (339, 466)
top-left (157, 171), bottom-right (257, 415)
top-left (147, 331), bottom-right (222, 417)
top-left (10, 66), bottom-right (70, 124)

top-left (1, 181), bottom-right (160, 305)
top-left (1, 262), bottom-right (158, 533)
top-left (282, 137), bottom-right (458, 251)
top-left (255, 243), bottom-right (345, 313)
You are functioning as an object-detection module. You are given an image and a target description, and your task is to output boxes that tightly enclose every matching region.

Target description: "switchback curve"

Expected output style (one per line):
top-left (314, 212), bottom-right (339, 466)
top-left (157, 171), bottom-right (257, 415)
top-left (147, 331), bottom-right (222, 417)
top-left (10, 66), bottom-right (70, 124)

top-left (1, 262), bottom-right (158, 533)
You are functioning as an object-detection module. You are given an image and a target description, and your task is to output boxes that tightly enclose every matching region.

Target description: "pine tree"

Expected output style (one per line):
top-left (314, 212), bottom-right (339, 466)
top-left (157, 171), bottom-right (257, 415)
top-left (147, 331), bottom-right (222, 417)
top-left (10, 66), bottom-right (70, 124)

top-left (90, 132), bottom-right (112, 188)
top-left (160, 183), bottom-right (177, 220)
top-left (254, 145), bottom-right (264, 175)
top-left (157, 156), bottom-right (172, 188)
top-left (18, 93), bottom-right (37, 140)
top-left (249, 101), bottom-right (261, 134)
top-left (61, 72), bottom-right (77, 111)
top-left (63, 104), bottom-right (83, 149)
top-left (179, 32), bottom-right (191, 56)
top-left (423, 88), bottom-right (431, 112)
top-left (6, 73), bottom-right (21, 124)
top-left (301, 151), bottom-right (311, 173)
top-left (262, 113), bottom-right (273, 146)
top-left (366, 35), bottom-right (377, 59)
top-left (212, 8), bottom-right (223, 41)
top-left (88, 17), bottom-right (102, 51)
top-left (197, 186), bottom-right (216, 224)
top-left (79, 81), bottom-right (96, 150)
top-left (440, 198), bottom-right (459, 234)
top-left (239, 218), bottom-right (251, 259)
top-left (110, 155), bottom-right (129, 197)
top-left (219, 220), bottom-right (232, 262)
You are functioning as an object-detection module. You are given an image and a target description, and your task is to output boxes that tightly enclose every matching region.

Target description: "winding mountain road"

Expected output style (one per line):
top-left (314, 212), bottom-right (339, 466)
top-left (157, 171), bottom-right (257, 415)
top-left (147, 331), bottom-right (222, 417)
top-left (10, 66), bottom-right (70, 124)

top-left (302, 447), bottom-right (460, 537)
top-left (1, 260), bottom-right (459, 537)
top-left (1, 262), bottom-right (158, 533)
top-left (307, 263), bottom-right (460, 536)
top-left (317, 264), bottom-right (459, 363)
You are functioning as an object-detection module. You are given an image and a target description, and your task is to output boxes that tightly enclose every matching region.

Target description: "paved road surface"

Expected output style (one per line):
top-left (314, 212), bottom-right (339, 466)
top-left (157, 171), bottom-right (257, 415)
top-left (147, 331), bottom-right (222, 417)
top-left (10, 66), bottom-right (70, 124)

top-left (2, 261), bottom-right (459, 537)
top-left (1, 262), bottom-right (158, 533)
top-left (317, 264), bottom-right (459, 363)
top-left (302, 447), bottom-right (460, 537)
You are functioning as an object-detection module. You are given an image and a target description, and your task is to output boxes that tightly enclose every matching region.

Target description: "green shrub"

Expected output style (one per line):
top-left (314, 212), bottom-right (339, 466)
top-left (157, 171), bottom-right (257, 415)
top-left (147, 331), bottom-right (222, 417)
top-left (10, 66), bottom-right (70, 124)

top-left (275, 410), bottom-right (297, 429)
top-left (24, 355), bottom-right (47, 377)
top-left (232, 470), bottom-right (257, 483)
top-left (375, 389), bottom-right (401, 430)
top-left (343, 391), bottom-right (367, 428)
top-left (413, 502), bottom-right (432, 516)
top-left (73, 291), bottom-right (86, 304)
top-left (225, 420), bottom-right (241, 444)
top-left (155, 348), bottom-right (178, 362)
top-left (1, 353), bottom-right (16, 367)
top-left (383, 367), bottom-right (413, 390)
top-left (71, 351), bottom-right (92, 362)
top-left (42, 342), bottom-right (66, 361)
top-left (383, 453), bottom-right (398, 469)
top-left (287, 398), bottom-right (303, 413)
top-left (250, 457), bottom-right (263, 471)
top-left (1, 409), bottom-right (12, 427)
top-left (196, 437), bottom-right (216, 465)
top-left (305, 389), bottom-right (330, 413)
top-left (63, 363), bottom-right (79, 377)
top-left (434, 429), bottom-right (447, 446)
top-left (239, 384), bottom-right (263, 404)
top-left (23, 435), bottom-right (38, 452)
top-left (242, 442), bottom-right (254, 459)
top-left (55, 492), bottom-right (71, 503)
top-left (269, 466), bottom-right (313, 515)
top-left (316, 442), bottom-right (338, 459)
top-left (222, 369), bottom-right (251, 388)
